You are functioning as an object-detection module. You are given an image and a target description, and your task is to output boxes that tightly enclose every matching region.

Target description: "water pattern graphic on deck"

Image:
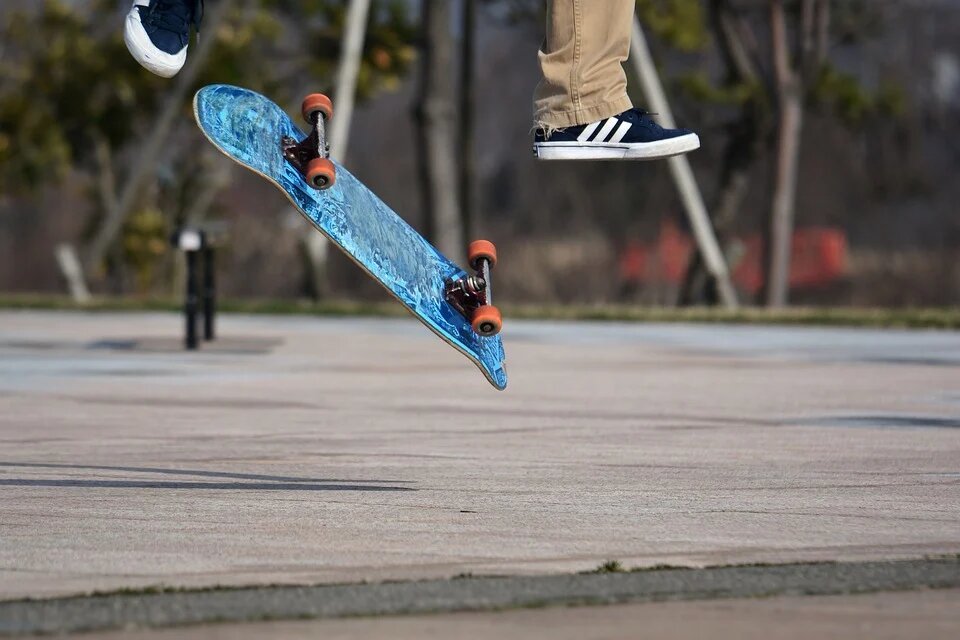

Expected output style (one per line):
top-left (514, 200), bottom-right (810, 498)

top-left (194, 85), bottom-right (506, 389)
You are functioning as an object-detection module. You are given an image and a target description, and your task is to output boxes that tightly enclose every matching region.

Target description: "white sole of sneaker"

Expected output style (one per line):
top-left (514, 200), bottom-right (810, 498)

top-left (534, 133), bottom-right (701, 161)
top-left (124, 6), bottom-right (187, 78)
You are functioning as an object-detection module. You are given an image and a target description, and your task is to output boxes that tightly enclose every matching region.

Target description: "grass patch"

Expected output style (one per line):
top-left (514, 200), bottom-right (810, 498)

top-left (1, 294), bottom-right (958, 329)
top-left (630, 563), bottom-right (690, 572)
top-left (6, 556), bottom-right (956, 605)
top-left (0, 294), bottom-right (405, 318)
top-left (584, 560), bottom-right (626, 574)
top-left (508, 304), bottom-right (960, 330)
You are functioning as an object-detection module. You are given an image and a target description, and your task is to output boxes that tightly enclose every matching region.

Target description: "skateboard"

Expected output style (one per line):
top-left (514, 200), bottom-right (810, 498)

top-left (193, 84), bottom-right (507, 390)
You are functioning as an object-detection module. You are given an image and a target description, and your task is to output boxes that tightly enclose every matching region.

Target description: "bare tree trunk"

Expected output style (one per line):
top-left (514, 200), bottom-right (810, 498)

top-left (679, 136), bottom-right (755, 305)
top-left (94, 137), bottom-right (120, 219)
top-left (815, 0), bottom-right (831, 65)
top-left (801, 0), bottom-right (816, 62)
top-left (765, 0), bottom-right (805, 307)
top-left (630, 17), bottom-right (738, 308)
top-left (55, 244), bottom-right (92, 303)
top-left (56, 136), bottom-right (120, 300)
top-left (83, 0), bottom-right (232, 280)
top-left (183, 149), bottom-right (233, 225)
top-left (680, 0), bottom-right (768, 305)
top-left (415, 0), bottom-right (464, 264)
top-left (459, 0), bottom-right (477, 241)
top-left (301, 0), bottom-right (372, 300)
top-left (329, 0), bottom-right (371, 160)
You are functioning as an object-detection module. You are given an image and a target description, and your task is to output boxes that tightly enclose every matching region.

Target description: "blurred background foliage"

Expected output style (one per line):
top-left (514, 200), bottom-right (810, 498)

top-left (0, 0), bottom-right (958, 307)
top-left (636, 0), bottom-right (710, 52)
top-left (0, 0), bottom-right (414, 193)
top-left (0, 0), bottom-right (416, 296)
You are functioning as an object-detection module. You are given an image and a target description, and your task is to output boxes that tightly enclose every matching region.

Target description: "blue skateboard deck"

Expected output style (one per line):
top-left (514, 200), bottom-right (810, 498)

top-left (194, 84), bottom-right (507, 390)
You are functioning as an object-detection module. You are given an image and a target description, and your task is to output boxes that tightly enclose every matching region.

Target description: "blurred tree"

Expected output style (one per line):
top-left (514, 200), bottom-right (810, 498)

top-left (678, 0), bottom-right (772, 305)
top-left (0, 0), bottom-right (298, 195)
top-left (764, 0), bottom-right (814, 308)
top-left (415, 0), bottom-right (464, 263)
top-left (0, 0), bottom-right (415, 295)
top-left (296, 0), bottom-right (416, 300)
top-left (459, 0), bottom-right (478, 241)
top-left (471, 0), bottom-right (907, 307)
top-left (636, 0), bottom-right (710, 52)
top-left (122, 207), bottom-right (168, 294)
top-left (643, 0), bottom-right (905, 307)
top-left (292, 0), bottom-right (417, 98)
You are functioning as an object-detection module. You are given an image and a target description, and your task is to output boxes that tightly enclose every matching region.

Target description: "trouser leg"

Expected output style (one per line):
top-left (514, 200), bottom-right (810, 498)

top-left (533, 0), bottom-right (635, 131)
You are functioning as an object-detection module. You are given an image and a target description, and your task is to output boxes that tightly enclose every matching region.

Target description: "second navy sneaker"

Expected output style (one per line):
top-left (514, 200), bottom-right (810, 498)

top-left (124, 0), bottom-right (204, 78)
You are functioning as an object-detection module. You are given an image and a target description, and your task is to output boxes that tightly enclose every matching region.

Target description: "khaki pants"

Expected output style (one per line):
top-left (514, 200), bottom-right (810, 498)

top-left (534, 0), bottom-right (635, 131)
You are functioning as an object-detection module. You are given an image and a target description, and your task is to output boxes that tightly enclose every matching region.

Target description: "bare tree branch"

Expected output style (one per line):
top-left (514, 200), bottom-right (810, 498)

top-left (415, 0), bottom-right (464, 264)
top-left (766, 0), bottom-right (805, 307)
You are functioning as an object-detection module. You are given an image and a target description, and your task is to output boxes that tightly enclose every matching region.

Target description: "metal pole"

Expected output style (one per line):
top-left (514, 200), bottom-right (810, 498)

top-left (304, 0), bottom-right (372, 296)
top-left (202, 242), bottom-right (216, 341)
top-left (329, 0), bottom-right (372, 160)
top-left (185, 250), bottom-right (199, 350)
top-left (630, 18), bottom-right (739, 309)
top-left (55, 244), bottom-right (92, 304)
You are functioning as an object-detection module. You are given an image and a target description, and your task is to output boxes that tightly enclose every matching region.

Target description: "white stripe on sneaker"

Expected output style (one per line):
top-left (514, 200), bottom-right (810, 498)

top-left (593, 118), bottom-right (619, 142)
top-left (608, 121), bottom-right (632, 144)
top-left (577, 121), bottom-right (601, 142)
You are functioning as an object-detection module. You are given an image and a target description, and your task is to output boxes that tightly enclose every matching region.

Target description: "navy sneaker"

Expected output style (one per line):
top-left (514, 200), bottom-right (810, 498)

top-left (124, 0), bottom-right (204, 78)
top-left (534, 108), bottom-right (700, 160)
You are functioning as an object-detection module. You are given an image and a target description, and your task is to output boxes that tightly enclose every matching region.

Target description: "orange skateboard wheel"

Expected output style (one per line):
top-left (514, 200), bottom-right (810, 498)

top-left (305, 157), bottom-right (336, 190)
top-left (471, 305), bottom-right (502, 337)
top-left (301, 93), bottom-right (333, 124)
top-left (468, 240), bottom-right (497, 270)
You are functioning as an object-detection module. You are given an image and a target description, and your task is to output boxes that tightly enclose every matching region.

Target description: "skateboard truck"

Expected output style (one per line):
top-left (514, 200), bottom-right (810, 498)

top-left (282, 93), bottom-right (337, 190)
top-left (446, 240), bottom-right (503, 337)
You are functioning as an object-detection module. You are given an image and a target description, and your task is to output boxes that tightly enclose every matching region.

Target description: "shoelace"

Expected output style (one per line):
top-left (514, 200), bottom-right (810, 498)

top-left (621, 108), bottom-right (665, 131)
top-left (625, 108), bottom-right (658, 121)
top-left (146, 0), bottom-right (203, 35)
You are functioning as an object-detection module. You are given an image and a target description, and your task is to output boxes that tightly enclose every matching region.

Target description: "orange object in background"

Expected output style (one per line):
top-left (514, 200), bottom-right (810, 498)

top-left (618, 220), bottom-right (847, 294)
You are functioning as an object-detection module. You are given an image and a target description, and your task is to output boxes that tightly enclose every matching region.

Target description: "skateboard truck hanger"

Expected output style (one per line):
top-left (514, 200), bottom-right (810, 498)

top-left (282, 93), bottom-right (337, 190)
top-left (446, 240), bottom-right (503, 337)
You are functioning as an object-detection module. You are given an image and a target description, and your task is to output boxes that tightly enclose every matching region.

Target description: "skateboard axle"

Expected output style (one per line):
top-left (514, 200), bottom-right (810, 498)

top-left (445, 258), bottom-right (493, 324)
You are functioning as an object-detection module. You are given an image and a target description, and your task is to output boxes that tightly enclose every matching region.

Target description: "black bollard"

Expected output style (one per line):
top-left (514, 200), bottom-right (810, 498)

top-left (173, 226), bottom-right (223, 351)
top-left (185, 249), bottom-right (199, 350)
top-left (203, 243), bottom-right (216, 341)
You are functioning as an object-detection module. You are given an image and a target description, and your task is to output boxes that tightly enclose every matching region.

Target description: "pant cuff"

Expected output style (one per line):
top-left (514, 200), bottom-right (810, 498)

top-left (534, 95), bottom-right (634, 131)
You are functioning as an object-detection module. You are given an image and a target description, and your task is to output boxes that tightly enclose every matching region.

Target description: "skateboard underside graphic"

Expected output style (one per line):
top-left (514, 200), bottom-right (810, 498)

top-left (193, 84), bottom-right (507, 390)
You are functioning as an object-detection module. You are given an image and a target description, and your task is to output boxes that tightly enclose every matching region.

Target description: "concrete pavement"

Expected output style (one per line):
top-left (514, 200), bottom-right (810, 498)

top-left (0, 310), bottom-right (958, 622)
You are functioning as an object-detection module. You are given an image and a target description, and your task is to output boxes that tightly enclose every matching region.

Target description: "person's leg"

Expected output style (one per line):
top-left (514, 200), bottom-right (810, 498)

top-left (533, 0), bottom-right (700, 160)
top-left (125, 0), bottom-right (204, 78)
top-left (533, 0), bottom-right (634, 132)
